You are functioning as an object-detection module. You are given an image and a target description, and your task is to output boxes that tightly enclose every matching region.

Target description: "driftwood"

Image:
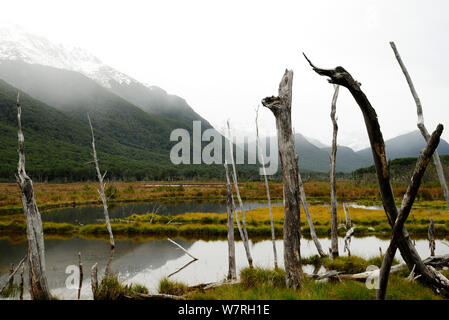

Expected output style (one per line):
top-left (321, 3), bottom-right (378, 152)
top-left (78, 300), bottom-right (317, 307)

top-left (428, 218), bottom-right (436, 257)
top-left (87, 114), bottom-right (115, 249)
top-left (167, 238), bottom-right (198, 261)
top-left (78, 252), bottom-right (83, 300)
top-left (329, 84), bottom-right (340, 258)
top-left (377, 125), bottom-right (443, 300)
top-left (303, 53), bottom-right (449, 295)
top-left (130, 293), bottom-right (186, 300)
top-left (255, 106), bottom-right (278, 267)
top-left (333, 254), bottom-right (449, 282)
top-left (16, 94), bottom-right (51, 300)
top-left (225, 124), bottom-right (253, 268)
top-left (224, 165), bottom-right (237, 280)
top-left (390, 41), bottom-right (449, 209)
top-left (262, 69), bottom-right (304, 289)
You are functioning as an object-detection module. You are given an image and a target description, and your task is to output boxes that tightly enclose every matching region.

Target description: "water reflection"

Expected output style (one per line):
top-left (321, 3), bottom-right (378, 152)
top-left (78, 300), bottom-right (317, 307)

top-left (41, 200), bottom-right (282, 225)
top-left (1, 236), bottom-right (447, 300)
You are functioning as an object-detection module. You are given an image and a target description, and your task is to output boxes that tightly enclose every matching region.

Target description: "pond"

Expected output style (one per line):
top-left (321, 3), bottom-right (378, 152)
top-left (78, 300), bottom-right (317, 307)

top-left (1, 236), bottom-right (447, 300)
top-left (41, 200), bottom-right (283, 225)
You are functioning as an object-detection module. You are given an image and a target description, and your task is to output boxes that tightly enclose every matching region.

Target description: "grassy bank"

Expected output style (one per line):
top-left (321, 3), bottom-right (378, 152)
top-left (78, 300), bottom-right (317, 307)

top-left (157, 259), bottom-right (447, 300)
top-left (1, 180), bottom-right (448, 214)
top-left (1, 204), bottom-right (448, 240)
top-left (85, 256), bottom-right (447, 300)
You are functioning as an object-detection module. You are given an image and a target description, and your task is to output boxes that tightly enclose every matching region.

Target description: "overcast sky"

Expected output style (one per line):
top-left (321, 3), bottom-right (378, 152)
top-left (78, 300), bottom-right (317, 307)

top-left (2, 0), bottom-right (449, 150)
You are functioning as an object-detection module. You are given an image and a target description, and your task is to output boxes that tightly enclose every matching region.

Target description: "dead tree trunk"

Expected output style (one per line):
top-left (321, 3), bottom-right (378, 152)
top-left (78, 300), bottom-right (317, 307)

top-left (343, 203), bottom-right (352, 229)
top-left (330, 84), bottom-right (340, 258)
top-left (304, 53), bottom-right (449, 295)
top-left (19, 264), bottom-right (24, 300)
top-left (78, 252), bottom-right (83, 300)
top-left (255, 106), bottom-right (278, 267)
top-left (225, 166), bottom-right (237, 280)
top-left (226, 122), bottom-right (253, 268)
top-left (390, 42), bottom-right (449, 209)
top-left (262, 69), bottom-right (304, 289)
top-left (91, 263), bottom-right (98, 299)
top-left (88, 114), bottom-right (115, 249)
top-left (297, 172), bottom-right (327, 257)
top-left (224, 162), bottom-right (252, 268)
top-left (16, 94), bottom-right (51, 300)
top-left (428, 218), bottom-right (436, 257)
top-left (377, 126), bottom-right (444, 300)
top-left (8, 264), bottom-right (14, 290)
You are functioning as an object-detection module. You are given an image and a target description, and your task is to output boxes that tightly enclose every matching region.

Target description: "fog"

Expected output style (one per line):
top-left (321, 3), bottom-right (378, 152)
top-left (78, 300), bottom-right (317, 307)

top-left (2, 0), bottom-right (449, 149)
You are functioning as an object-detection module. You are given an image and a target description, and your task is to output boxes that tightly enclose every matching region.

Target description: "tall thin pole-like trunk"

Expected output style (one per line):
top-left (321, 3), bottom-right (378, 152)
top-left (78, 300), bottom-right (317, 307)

top-left (297, 160), bottom-right (327, 257)
top-left (225, 164), bottom-right (237, 280)
top-left (16, 94), bottom-right (51, 300)
top-left (428, 218), bottom-right (436, 257)
top-left (226, 121), bottom-right (253, 268)
top-left (304, 53), bottom-right (449, 295)
top-left (225, 162), bottom-right (252, 268)
top-left (343, 203), bottom-right (351, 230)
top-left (330, 84), bottom-right (340, 258)
top-left (262, 69), bottom-right (303, 289)
top-left (255, 106), bottom-right (278, 268)
top-left (390, 42), bottom-right (449, 209)
top-left (377, 125), bottom-right (444, 299)
top-left (88, 114), bottom-right (115, 249)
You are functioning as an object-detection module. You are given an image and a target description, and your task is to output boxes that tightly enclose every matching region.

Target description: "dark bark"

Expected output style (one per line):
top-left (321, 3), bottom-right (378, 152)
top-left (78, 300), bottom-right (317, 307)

top-left (262, 69), bottom-right (303, 289)
top-left (377, 125), bottom-right (443, 300)
top-left (303, 53), bottom-right (449, 295)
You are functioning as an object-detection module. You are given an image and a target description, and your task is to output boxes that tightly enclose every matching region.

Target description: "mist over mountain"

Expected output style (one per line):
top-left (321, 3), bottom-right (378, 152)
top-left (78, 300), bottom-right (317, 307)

top-left (1, 23), bottom-right (448, 181)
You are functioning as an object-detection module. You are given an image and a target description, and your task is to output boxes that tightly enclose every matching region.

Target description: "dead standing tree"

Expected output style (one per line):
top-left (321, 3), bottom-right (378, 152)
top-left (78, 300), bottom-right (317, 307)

top-left (329, 84), bottom-right (340, 258)
top-left (16, 94), bottom-right (51, 300)
top-left (390, 42), bottom-right (449, 209)
top-left (224, 163), bottom-right (237, 280)
top-left (377, 126), bottom-right (444, 299)
top-left (88, 114), bottom-right (115, 249)
top-left (224, 161), bottom-right (252, 268)
top-left (303, 53), bottom-right (449, 295)
top-left (255, 106), bottom-right (278, 267)
top-left (428, 218), bottom-right (436, 257)
top-left (262, 69), bottom-right (304, 289)
top-left (226, 122), bottom-right (253, 268)
top-left (292, 127), bottom-right (327, 257)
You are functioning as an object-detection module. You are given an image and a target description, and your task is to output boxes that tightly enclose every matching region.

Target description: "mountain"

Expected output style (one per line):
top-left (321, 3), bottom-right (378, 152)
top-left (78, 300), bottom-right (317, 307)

top-left (356, 130), bottom-right (449, 164)
top-left (0, 23), bottom-right (211, 129)
top-left (0, 24), bottom-right (256, 181)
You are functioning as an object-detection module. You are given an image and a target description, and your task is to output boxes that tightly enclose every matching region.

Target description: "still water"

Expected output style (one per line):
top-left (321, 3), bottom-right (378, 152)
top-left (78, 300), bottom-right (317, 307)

top-left (41, 200), bottom-right (282, 225)
top-left (1, 236), bottom-right (447, 300)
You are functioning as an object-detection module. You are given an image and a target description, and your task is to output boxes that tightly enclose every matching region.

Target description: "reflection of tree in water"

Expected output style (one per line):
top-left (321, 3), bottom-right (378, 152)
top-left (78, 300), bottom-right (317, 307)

top-left (0, 237), bottom-right (194, 290)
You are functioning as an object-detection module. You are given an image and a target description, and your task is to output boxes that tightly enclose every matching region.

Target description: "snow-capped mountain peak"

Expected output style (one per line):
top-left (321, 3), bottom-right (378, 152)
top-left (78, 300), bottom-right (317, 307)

top-left (0, 22), bottom-right (133, 88)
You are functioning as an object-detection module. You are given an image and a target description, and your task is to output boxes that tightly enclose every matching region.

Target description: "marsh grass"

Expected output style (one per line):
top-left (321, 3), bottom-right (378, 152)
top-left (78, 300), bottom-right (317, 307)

top-left (185, 266), bottom-right (443, 300)
top-left (94, 274), bottom-right (149, 300)
top-left (158, 277), bottom-right (189, 296)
